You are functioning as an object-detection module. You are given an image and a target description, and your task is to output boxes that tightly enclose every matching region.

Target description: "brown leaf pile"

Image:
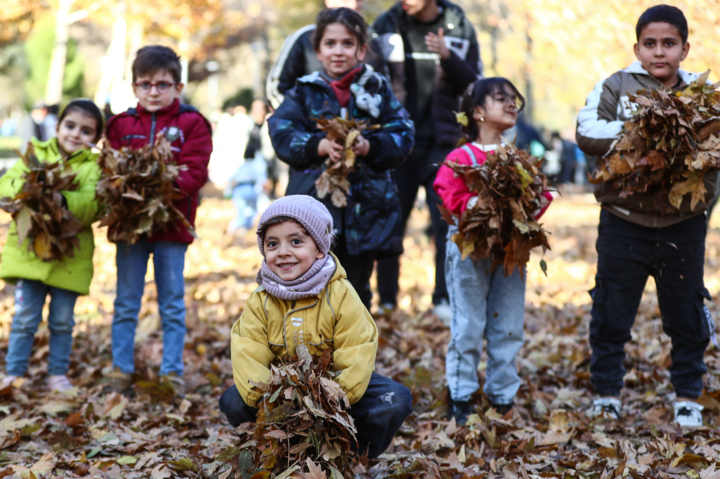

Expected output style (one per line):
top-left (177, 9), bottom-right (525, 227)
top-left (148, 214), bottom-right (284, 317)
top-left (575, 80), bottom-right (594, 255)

top-left (439, 144), bottom-right (551, 277)
top-left (2, 196), bottom-right (720, 478)
top-left (0, 144), bottom-right (83, 261)
top-left (95, 136), bottom-right (193, 243)
top-left (313, 117), bottom-right (379, 208)
top-left (231, 344), bottom-right (364, 478)
top-left (591, 70), bottom-right (720, 212)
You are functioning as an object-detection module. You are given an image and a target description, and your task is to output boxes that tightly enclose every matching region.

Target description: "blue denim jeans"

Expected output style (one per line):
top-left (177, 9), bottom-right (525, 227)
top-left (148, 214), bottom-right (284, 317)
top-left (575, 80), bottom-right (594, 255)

top-left (445, 232), bottom-right (526, 404)
top-left (5, 279), bottom-right (79, 376)
top-left (219, 373), bottom-right (412, 459)
top-left (229, 184), bottom-right (259, 233)
top-left (590, 210), bottom-right (710, 398)
top-left (112, 240), bottom-right (188, 376)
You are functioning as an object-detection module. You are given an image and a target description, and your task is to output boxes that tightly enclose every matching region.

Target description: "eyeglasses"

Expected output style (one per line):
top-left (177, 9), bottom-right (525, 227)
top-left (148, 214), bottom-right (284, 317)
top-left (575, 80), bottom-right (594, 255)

top-left (133, 81), bottom-right (176, 93)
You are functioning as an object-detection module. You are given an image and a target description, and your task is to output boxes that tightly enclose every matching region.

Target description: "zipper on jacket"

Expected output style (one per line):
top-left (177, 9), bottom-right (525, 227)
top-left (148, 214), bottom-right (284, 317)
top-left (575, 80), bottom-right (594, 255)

top-left (150, 112), bottom-right (157, 145)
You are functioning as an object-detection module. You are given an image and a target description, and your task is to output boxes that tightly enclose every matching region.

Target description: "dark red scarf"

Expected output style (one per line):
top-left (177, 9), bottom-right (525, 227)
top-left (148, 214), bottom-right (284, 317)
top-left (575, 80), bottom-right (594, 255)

top-left (326, 67), bottom-right (363, 108)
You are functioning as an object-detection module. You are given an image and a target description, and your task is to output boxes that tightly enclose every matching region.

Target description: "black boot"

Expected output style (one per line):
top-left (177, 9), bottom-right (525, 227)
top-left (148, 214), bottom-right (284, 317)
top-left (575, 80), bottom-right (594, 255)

top-left (491, 403), bottom-right (514, 415)
top-left (447, 399), bottom-right (473, 425)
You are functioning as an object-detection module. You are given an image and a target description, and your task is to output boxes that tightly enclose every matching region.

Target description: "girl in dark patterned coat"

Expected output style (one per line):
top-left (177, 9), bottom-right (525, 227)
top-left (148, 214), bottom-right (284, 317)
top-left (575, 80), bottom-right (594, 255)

top-left (268, 7), bottom-right (415, 308)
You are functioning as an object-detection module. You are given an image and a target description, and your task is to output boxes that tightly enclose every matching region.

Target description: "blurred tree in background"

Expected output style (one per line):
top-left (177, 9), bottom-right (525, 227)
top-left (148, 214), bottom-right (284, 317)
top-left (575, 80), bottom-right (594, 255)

top-left (0, 0), bottom-right (719, 131)
top-left (24, 15), bottom-right (85, 107)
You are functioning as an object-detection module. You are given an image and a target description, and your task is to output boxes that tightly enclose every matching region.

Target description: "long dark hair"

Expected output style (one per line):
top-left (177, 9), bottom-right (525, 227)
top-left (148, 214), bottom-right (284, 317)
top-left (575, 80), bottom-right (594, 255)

top-left (58, 99), bottom-right (105, 142)
top-left (460, 77), bottom-right (525, 142)
top-left (313, 7), bottom-right (368, 52)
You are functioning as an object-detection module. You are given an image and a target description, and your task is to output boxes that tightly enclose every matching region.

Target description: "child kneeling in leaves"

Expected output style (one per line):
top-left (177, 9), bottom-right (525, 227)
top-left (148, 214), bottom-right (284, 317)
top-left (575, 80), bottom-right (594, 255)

top-left (219, 195), bottom-right (412, 458)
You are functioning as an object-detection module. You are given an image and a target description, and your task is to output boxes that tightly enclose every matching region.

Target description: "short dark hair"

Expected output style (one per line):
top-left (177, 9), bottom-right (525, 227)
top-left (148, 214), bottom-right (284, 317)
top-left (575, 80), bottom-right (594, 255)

top-left (313, 7), bottom-right (368, 52)
top-left (132, 45), bottom-right (182, 84)
top-left (58, 99), bottom-right (105, 142)
top-left (459, 77), bottom-right (525, 143)
top-left (636, 5), bottom-right (688, 43)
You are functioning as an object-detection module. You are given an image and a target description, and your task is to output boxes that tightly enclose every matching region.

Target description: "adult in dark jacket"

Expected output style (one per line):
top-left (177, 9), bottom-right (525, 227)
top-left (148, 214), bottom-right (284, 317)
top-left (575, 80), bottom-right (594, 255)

top-left (268, 58), bottom-right (414, 308)
top-left (266, 0), bottom-right (365, 109)
top-left (371, 0), bottom-right (482, 317)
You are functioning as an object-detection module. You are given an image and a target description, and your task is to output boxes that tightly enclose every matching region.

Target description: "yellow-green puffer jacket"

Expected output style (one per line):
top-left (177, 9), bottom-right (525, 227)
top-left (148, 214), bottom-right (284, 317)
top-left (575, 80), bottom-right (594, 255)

top-left (0, 137), bottom-right (103, 295)
top-left (231, 253), bottom-right (378, 407)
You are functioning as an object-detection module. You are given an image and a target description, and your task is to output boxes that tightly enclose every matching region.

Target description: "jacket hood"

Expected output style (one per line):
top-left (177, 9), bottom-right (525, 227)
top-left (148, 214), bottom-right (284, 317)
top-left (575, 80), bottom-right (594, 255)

top-left (327, 252), bottom-right (347, 285)
top-left (622, 61), bottom-right (701, 85)
top-left (30, 137), bottom-right (93, 165)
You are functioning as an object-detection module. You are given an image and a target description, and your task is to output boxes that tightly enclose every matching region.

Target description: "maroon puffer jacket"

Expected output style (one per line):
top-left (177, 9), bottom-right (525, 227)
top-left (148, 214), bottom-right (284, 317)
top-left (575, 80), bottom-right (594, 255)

top-left (106, 99), bottom-right (213, 244)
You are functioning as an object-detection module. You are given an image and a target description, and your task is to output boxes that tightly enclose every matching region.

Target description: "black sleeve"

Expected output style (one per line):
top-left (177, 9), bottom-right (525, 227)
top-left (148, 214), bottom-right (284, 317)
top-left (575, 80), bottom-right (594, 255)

top-left (439, 26), bottom-right (481, 95)
top-left (266, 27), bottom-right (315, 109)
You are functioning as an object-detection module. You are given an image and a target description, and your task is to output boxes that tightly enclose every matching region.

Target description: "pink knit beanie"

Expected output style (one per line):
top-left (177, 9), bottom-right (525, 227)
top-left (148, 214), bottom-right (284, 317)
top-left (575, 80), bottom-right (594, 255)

top-left (257, 195), bottom-right (334, 256)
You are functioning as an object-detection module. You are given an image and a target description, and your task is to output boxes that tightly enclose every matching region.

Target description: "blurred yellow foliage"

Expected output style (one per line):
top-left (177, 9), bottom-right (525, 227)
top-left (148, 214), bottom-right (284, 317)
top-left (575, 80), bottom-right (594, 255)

top-left (462, 0), bottom-right (720, 130)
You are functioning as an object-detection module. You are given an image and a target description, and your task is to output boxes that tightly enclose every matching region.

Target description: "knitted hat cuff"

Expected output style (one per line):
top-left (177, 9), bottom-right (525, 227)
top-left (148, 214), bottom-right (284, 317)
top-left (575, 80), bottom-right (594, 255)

top-left (256, 195), bottom-right (334, 256)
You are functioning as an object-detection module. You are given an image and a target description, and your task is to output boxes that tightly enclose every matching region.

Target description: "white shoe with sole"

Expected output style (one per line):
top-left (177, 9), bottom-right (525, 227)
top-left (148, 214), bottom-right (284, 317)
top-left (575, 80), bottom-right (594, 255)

top-left (48, 375), bottom-right (73, 392)
top-left (433, 299), bottom-right (452, 326)
top-left (586, 397), bottom-right (621, 419)
top-left (1, 375), bottom-right (18, 389)
top-left (673, 401), bottom-right (703, 427)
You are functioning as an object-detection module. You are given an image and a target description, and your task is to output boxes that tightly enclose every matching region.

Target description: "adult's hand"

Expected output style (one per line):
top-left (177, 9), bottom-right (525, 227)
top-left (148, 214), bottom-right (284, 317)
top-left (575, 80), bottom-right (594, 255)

top-left (425, 28), bottom-right (450, 61)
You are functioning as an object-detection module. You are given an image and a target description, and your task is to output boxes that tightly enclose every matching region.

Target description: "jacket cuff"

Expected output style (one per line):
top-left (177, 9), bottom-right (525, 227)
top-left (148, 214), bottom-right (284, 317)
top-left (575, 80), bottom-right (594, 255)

top-left (363, 138), bottom-right (382, 164)
top-left (305, 134), bottom-right (323, 164)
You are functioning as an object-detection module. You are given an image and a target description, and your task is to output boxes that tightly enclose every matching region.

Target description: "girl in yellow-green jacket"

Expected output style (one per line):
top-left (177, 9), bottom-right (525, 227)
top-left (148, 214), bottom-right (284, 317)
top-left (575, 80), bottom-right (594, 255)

top-left (1, 99), bottom-right (104, 393)
top-left (218, 195), bottom-right (413, 459)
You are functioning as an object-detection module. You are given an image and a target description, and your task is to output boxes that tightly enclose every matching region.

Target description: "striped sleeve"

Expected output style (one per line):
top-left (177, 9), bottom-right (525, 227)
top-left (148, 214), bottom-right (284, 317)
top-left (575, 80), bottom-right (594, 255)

top-left (576, 73), bottom-right (624, 158)
top-left (266, 25), bottom-right (316, 109)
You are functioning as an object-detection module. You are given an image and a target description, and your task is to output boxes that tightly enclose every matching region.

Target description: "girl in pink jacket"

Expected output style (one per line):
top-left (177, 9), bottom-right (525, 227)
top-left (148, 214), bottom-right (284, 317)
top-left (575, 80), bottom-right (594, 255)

top-left (434, 77), bottom-right (552, 425)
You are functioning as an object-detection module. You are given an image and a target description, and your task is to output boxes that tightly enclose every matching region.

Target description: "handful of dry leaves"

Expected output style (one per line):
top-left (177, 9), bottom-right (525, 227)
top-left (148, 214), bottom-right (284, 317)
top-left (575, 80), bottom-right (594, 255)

top-left (0, 144), bottom-right (84, 262)
top-left (591, 70), bottom-right (720, 212)
top-left (95, 136), bottom-right (193, 243)
top-left (439, 144), bottom-right (551, 278)
top-left (233, 344), bottom-right (365, 478)
top-left (313, 116), bottom-right (379, 208)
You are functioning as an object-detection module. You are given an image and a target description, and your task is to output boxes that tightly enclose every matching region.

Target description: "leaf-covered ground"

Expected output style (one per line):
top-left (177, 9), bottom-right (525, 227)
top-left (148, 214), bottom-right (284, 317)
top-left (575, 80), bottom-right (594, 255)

top-left (2, 189), bottom-right (720, 478)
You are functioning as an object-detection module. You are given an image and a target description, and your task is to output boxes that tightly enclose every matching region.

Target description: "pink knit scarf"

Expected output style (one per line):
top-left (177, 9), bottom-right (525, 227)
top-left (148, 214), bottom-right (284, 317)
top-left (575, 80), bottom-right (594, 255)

top-left (256, 255), bottom-right (336, 300)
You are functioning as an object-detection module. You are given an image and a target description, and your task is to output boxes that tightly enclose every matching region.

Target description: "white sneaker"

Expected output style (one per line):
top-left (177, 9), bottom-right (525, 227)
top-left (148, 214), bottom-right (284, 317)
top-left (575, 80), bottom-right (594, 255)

top-left (1, 375), bottom-right (18, 389)
top-left (586, 398), bottom-right (621, 419)
top-left (433, 299), bottom-right (452, 326)
top-left (47, 375), bottom-right (73, 392)
top-left (378, 303), bottom-right (395, 316)
top-left (673, 401), bottom-right (703, 427)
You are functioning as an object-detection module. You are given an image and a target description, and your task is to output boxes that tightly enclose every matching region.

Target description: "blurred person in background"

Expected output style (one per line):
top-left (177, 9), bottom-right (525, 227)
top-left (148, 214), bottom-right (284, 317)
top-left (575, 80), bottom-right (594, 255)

top-left (225, 99), bottom-right (274, 235)
top-left (554, 131), bottom-right (579, 185)
top-left (17, 101), bottom-right (50, 151)
top-left (265, 0), bottom-right (365, 109)
top-left (371, 0), bottom-right (482, 320)
top-left (208, 105), bottom-right (252, 189)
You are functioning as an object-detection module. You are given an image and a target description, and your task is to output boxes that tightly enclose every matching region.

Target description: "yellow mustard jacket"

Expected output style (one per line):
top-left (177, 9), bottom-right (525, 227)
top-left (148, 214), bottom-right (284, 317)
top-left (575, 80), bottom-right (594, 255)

top-left (231, 253), bottom-right (378, 408)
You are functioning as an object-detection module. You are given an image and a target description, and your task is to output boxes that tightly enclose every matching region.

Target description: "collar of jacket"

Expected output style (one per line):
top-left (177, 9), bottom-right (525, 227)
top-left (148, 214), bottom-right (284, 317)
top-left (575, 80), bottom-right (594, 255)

top-left (30, 137), bottom-right (92, 165)
top-left (132, 98), bottom-right (181, 118)
top-left (622, 61), bottom-right (701, 87)
top-left (298, 63), bottom-right (374, 90)
top-left (386, 0), bottom-right (467, 30)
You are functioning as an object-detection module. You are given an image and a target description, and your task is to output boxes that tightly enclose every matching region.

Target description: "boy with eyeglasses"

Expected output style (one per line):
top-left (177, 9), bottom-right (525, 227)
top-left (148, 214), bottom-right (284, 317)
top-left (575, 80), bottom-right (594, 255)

top-left (105, 45), bottom-right (213, 395)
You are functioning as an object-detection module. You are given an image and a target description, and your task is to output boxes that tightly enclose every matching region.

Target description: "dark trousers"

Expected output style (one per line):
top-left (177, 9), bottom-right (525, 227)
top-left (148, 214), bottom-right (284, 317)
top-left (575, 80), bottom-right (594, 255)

top-left (377, 143), bottom-right (451, 306)
top-left (590, 210), bottom-right (712, 399)
top-left (219, 372), bottom-right (413, 459)
top-left (334, 236), bottom-right (377, 309)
